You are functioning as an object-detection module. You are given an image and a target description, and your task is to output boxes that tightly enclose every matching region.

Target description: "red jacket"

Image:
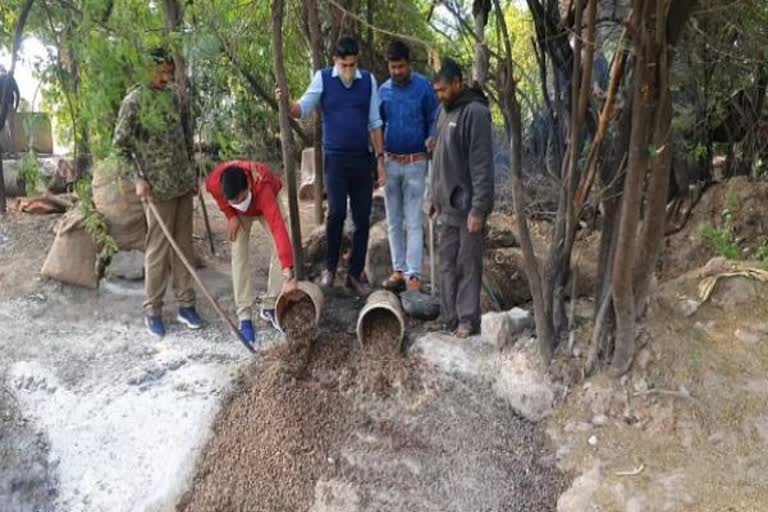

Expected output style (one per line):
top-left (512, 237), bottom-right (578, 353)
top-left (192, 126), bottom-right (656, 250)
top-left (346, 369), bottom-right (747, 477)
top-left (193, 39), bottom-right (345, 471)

top-left (206, 160), bottom-right (294, 270)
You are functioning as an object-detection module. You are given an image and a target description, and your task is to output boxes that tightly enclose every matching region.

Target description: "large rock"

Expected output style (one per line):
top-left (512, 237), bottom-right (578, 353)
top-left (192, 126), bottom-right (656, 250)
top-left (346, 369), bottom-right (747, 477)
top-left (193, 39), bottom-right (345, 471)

top-left (556, 464), bottom-right (603, 512)
top-left (481, 307), bottom-right (533, 350)
top-left (107, 250), bottom-right (145, 281)
top-left (493, 342), bottom-right (558, 421)
top-left (411, 333), bottom-right (560, 422)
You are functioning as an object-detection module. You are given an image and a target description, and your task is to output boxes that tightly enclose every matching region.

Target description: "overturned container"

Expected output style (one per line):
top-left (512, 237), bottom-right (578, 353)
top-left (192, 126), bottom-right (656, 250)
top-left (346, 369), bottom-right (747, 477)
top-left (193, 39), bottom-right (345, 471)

top-left (355, 290), bottom-right (406, 347)
top-left (275, 281), bottom-right (324, 333)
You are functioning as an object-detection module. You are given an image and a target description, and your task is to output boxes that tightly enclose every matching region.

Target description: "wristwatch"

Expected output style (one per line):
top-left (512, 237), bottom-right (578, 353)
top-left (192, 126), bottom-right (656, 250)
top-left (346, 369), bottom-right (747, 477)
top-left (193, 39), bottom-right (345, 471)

top-left (282, 268), bottom-right (294, 280)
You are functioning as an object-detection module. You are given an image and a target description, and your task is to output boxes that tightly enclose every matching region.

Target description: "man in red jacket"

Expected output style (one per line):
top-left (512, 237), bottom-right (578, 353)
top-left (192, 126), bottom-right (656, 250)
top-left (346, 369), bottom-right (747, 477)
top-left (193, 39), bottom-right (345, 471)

top-left (206, 160), bottom-right (297, 345)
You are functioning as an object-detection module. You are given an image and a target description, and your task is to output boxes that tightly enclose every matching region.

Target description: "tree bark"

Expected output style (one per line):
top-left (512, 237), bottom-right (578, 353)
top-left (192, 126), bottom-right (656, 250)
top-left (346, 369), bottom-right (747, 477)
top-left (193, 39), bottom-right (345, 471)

top-left (0, 0), bottom-right (35, 215)
top-left (472, 0), bottom-right (491, 87)
top-left (272, 0), bottom-right (305, 279)
top-left (307, 0), bottom-right (325, 225)
top-left (493, 0), bottom-right (556, 363)
top-left (609, 0), bottom-right (656, 376)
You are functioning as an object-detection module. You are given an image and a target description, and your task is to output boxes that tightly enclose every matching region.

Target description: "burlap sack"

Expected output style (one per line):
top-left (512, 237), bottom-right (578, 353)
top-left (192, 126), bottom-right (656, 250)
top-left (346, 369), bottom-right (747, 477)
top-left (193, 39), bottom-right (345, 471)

top-left (40, 210), bottom-right (99, 289)
top-left (91, 158), bottom-right (146, 250)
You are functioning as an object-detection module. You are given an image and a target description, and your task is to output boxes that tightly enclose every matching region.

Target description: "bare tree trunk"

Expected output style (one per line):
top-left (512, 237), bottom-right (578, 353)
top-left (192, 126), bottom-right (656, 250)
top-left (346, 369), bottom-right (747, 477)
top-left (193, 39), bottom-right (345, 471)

top-left (272, 0), bottom-right (305, 279)
top-left (609, 0), bottom-right (656, 376)
top-left (0, 0), bottom-right (35, 214)
top-left (307, 0), bottom-right (325, 226)
top-left (365, 0), bottom-right (374, 69)
top-left (472, 0), bottom-right (491, 87)
top-left (493, 0), bottom-right (556, 363)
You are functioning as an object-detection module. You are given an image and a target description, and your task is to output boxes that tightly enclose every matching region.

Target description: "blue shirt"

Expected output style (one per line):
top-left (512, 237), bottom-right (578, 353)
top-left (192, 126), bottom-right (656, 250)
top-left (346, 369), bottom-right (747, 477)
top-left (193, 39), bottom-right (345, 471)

top-left (379, 72), bottom-right (439, 155)
top-left (298, 67), bottom-right (383, 130)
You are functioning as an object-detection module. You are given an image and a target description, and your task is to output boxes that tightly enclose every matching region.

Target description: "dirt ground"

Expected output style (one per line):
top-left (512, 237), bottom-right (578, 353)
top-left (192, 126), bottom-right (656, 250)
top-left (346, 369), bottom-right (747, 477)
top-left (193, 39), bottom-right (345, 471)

top-left (179, 290), bottom-right (565, 512)
top-left (1, 191), bottom-right (565, 511)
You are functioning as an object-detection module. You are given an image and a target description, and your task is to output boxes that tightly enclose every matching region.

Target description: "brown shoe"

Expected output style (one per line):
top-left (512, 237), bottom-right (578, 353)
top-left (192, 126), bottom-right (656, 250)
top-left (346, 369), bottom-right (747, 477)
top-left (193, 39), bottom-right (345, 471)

top-left (382, 271), bottom-right (406, 291)
top-left (407, 276), bottom-right (422, 292)
top-left (345, 273), bottom-right (371, 296)
top-left (320, 269), bottom-right (336, 288)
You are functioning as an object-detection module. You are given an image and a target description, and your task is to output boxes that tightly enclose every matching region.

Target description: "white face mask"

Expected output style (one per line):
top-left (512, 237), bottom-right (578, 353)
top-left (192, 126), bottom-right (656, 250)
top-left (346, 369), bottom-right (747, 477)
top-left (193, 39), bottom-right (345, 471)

top-left (230, 190), bottom-right (252, 213)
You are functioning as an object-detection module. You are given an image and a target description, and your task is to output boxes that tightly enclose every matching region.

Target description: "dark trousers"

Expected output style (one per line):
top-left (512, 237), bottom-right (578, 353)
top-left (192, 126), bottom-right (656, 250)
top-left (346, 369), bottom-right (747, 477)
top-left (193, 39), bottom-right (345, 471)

top-left (438, 220), bottom-right (485, 331)
top-left (325, 152), bottom-right (373, 277)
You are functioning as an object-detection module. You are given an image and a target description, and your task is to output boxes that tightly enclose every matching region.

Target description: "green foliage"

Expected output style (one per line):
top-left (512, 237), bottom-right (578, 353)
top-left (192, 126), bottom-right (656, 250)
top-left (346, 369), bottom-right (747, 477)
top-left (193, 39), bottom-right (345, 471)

top-left (753, 240), bottom-right (768, 263)
top-left (699, 189), bottom-right (740, 260)
top-left (18, 150), bottom-right (42, 195)
top-left (700, 223), bottom-right (739, 260)
top-left (75, 177), bottom-right (119, 260)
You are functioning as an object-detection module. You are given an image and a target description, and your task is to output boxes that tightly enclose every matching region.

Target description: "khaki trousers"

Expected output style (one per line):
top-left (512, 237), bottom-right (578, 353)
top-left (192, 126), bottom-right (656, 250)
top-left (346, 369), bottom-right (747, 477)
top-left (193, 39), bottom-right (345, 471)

top-left (231, 190), bottom-right (288, 321)
top-left (143, 193), bottom-right (195, 315)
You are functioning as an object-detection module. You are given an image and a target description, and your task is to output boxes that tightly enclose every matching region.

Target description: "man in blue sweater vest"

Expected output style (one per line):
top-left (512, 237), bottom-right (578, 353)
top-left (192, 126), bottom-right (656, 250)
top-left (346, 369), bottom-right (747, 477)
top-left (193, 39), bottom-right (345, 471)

top-left (379, 40), bottom-right (440, 293)
top-left (284, 37), bottom-right (385, 296)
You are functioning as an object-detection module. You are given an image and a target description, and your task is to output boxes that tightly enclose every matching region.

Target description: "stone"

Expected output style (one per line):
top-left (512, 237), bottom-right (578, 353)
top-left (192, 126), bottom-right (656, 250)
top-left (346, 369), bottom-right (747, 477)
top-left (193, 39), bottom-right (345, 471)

top-left (735, 328), bottom-right (761, 345)
top-left (481, 308), bottom-right (534, 350)
top-left (494, 349), bottom-right (559, 422)
top-left (678, 299), bottom-right (700, 317)
top-left (588, 435), bottom-right (598, 446)
top-left (106, 250), bottom-right (144, 281)
top-left (591, 414), bottom-right (608, 427)
top-left (557, 464), bottom-right (602, 512)
top-left (508, 306), bottom-right (534, 332)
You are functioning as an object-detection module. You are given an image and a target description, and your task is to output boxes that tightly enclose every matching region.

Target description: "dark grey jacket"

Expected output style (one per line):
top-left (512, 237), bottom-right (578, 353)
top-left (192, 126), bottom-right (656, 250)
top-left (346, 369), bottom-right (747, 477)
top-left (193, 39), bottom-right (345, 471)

top-left (431, 86), bottom-right (494, 226)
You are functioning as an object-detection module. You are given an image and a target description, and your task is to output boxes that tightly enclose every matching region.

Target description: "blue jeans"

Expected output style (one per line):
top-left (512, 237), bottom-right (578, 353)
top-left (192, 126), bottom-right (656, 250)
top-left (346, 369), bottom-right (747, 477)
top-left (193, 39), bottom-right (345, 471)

top-left (325, 152), bottom-right (373, 278)
top-left (384, 159), bottom-right (427, 278)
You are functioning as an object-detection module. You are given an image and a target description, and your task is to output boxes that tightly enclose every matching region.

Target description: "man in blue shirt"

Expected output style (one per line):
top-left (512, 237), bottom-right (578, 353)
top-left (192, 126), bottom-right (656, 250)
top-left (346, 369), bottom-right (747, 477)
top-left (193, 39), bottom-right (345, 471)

top-left (379, 40), bottom-right (439, 292)
top-left (284, 37), bottom-right (386, 296)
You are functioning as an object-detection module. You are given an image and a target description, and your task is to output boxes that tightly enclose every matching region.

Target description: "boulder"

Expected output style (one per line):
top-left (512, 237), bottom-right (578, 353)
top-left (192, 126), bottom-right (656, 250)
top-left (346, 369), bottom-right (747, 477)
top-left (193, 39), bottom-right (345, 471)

top-left (481, 307), bottom-right (533, 350)
top-left (107, 250), bottom-right (145, 281)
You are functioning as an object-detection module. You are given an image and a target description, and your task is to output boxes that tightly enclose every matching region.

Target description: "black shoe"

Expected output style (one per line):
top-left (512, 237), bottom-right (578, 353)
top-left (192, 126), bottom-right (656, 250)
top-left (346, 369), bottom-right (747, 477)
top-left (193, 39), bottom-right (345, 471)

top-left (345, 273), bottom-right (371, 296)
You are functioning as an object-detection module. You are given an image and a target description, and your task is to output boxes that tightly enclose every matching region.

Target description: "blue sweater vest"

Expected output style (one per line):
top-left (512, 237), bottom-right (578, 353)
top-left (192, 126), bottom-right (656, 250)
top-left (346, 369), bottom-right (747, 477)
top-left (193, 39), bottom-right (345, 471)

top-left (320, 68), bottom-right (372, 154)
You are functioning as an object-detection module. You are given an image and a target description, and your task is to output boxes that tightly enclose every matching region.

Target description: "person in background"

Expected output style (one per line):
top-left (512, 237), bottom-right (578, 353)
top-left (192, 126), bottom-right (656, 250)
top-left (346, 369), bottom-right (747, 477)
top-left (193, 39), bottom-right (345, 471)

top-left (430, 58), bottom-right (494, 338)
top-left (113, 47), bottom-right (206, 337)
top-left (281, 36), bottom-right (385, 296)
top-left (379, 40), bottom-right (439, 293)
top-left (205, 160), bottom-right (298, 346)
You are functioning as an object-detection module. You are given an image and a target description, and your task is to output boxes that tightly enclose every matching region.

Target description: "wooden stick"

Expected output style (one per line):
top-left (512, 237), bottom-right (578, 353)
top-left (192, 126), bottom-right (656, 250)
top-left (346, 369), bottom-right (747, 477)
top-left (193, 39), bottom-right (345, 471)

top-left (145, 198), bottom-right (253, 353)
top-left (197, 186), bottom-right (216, 256)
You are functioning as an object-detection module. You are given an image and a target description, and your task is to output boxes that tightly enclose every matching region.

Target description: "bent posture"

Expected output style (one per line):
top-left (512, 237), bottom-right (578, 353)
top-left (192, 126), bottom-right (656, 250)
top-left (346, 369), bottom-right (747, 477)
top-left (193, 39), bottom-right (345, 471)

top-left (206, 161), bottom-right (297, 345)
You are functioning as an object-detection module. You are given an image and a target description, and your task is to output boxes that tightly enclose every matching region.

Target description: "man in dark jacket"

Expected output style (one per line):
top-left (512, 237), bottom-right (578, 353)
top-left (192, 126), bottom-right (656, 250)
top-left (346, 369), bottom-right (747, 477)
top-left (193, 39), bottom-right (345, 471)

top-left (430, 58), bottom-right (494, 337)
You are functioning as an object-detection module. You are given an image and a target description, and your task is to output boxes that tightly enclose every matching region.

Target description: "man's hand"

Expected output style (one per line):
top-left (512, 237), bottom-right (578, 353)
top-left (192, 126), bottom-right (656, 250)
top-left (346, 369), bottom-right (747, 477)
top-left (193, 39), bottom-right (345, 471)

top-left (281, 276), bottom-right (298, 295)
top-left (136, 179), bottom-right (151, 200)
top-left (467, 213), bottom-right (484, 233)
top-left (227, 216), bottom-right (241, 242)
top-left (425, 136), bottom-right (436, 152)
top-left (376, 159), bottom-right (386, 188)
top-left (275, 87), bottom-right (300, 118)
top-left (428, 204), bottom-right (437, 221)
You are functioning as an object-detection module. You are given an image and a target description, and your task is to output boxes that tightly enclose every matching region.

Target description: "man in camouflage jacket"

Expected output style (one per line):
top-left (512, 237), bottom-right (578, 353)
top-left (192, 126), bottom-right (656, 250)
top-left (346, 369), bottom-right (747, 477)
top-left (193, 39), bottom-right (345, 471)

top-left (113, 48), bottom-right (206, 337)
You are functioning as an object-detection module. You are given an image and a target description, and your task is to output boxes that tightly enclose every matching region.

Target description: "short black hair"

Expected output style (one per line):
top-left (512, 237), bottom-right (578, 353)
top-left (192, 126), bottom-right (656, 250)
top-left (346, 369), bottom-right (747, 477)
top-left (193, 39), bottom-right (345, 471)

top-left (387, 40), bottom-right (410, 62)
top-left (150, 47), bottom-right (174, 66)
top-left (334, 37), bottom-right (359, 57)
top-left (434, 57), bottom-right (463, 83)
top-left (220, 166), bottom-right (248, 200)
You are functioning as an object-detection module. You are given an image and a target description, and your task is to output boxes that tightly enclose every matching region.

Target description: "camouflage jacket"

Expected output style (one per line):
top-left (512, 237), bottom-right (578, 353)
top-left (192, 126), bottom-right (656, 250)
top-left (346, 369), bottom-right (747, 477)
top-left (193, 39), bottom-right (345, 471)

top-left (112, 84), bottom-right (196, 201)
